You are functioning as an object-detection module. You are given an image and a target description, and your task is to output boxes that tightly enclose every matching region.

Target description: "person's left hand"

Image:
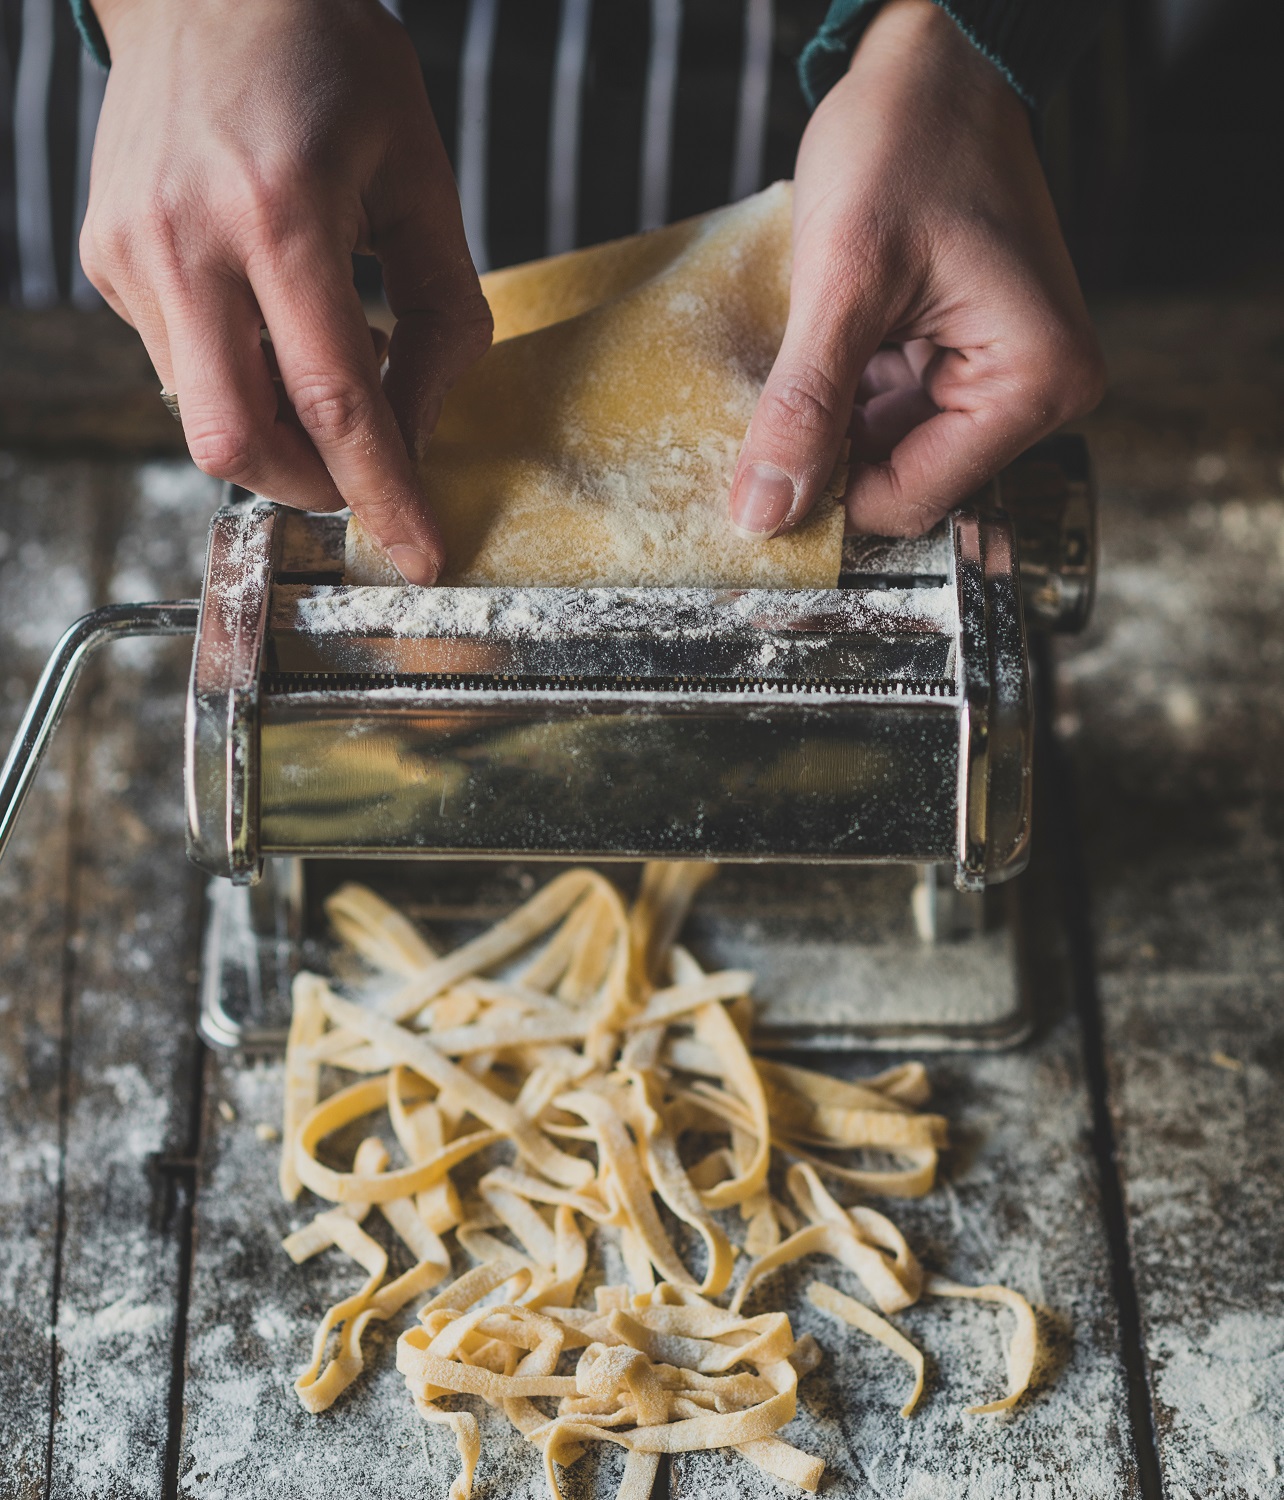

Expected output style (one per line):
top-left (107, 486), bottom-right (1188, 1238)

top-left (728, 0), bottom-right (1105, 540)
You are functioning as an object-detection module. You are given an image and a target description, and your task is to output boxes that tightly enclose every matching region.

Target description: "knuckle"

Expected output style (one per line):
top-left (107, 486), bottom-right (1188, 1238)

top-left (1061, 341), bottom-right (1108, 417)
top-left (136, 198), bottom-right (185, 256)
top-left (77, 226), bottom-right (106, 288)
top-left (291, 379), bottom-right (373, 447)
top-left (457, 290), bottom-right (495, 353)
top-left (759, 363), bottom-right (845, 447)
top-left (216, 153), bottom-right (319, 251)
top-left (88, 212), bottom-right (133, 269)
top-left (898, 498), bottom-right (948, 539)
top-left (223, 175), bottom-right (293, 249)
top-left (1020, 322), bottom-right (1108, 427)
top-left (185, 418), bottom-right (261, 484)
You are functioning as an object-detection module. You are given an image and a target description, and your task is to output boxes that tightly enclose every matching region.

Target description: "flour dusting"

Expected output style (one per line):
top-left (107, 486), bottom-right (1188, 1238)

top-left (1153, 1311), bottom-right (1284, 1498)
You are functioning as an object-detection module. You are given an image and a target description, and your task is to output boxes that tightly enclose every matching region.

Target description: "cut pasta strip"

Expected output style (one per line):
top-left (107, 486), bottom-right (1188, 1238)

top-left (325, 881), bottom-right (439, 975)
top-left (926, 1275), bottom-right (1039, 1414)
top-left (283, 1137), bottom-right (389, 1262)
top-left (318, 990), bottom-right (594, 1189)
top-left (418, 1408), bottom-right (480, 1500)
top-left (622, 970), bottom-right (755, 1028)
top-left (294, 1073), bottom-right (501, 1203)
top-left (280, 972), bottom-right (328, 1201)
top-left (737, 1436), bottom-right (825, 1492)
top-left (807, 1280), bottom-right (925, 1416)
top-left (378, 869), bottom-right (604, 1031)
top-left (630, 861), bottom-right (716, 985)
top-left (555, 1088), bottom-right (696, 1289)
top-left (731, 1164), bottom-right (922, 1316)
top-left (619, 1071), bottom-right (734, 1297)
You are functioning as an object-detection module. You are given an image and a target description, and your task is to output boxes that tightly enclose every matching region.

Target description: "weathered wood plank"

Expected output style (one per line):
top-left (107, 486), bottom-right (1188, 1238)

top-left (45, 460), bottom-right (215, 1497)
top-left (1064, 298), bottom-right (1284, 1498)
top-left (0, 454), bottom-right (100, 1500)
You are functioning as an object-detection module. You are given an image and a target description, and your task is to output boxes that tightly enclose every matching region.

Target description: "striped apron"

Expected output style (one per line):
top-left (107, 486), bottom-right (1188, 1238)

top-left (0, 0), bottom-right (827, 305)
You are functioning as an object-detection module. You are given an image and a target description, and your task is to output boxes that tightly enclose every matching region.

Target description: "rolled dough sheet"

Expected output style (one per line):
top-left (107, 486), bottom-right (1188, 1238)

top-left (347, 181), bottom-right (845, 589)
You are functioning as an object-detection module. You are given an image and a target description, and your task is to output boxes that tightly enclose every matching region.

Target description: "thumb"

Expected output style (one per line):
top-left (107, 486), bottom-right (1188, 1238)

top-left (729, 257), bottom-right (886, 538)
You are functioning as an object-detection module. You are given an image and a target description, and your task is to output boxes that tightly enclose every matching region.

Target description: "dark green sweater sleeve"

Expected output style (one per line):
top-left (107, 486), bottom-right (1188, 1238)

top-left (799, 0), bottom-right (1110, 112)
top-left (69, 0), bottom-right (110, 67)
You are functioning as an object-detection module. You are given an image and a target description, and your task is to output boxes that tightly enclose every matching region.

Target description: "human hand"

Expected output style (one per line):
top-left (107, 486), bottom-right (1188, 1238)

top-left (81, 0), bottom-right (492, 584)
top-left (728, 0), bottom-right (1105, 539)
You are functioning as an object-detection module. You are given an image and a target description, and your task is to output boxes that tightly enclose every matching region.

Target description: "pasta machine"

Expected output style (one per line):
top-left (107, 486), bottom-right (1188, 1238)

top-left (0, 434), bottom-right (1095, 1051)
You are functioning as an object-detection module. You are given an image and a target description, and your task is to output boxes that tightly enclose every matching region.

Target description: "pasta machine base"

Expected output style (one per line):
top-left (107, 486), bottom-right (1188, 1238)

top-left (198, 856), bottom-right (1030, 1053)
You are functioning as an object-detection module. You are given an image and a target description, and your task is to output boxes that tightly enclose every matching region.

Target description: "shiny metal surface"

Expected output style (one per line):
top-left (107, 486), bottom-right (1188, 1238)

top-left (995, 432), bottom-right (1097, 632)
top-left (258, 686), bottom-right (962, 862)
top-left (952, 512), bottom-right (992, 890)
top-left (198, 856), bottom-right (302, 1050)
top-left (182, 503), bottom-right (1031, 885)
top-left (0, 601), bottom-right (198, 869)
top-left (254, 541), bottom-right (975, 868)
top-left (184, 499), bottom-right (278, 884)
top-left (977, 512), bottom-right (1033, 880)
top-left (182, 431), bottom-right (1092, 886)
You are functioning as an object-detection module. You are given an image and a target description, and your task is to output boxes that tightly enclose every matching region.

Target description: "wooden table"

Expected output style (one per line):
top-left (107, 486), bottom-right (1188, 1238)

top-left (2, 297), bottom-right (1281, 1499)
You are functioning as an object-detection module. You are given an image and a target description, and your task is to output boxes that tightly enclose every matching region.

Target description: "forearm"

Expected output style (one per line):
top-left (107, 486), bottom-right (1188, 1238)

top-left (799, 0), bottom-right (1113, 112)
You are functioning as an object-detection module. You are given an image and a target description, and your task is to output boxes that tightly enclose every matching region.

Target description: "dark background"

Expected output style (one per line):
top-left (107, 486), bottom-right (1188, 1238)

top-left (0, 0), bottom-right (1280, 309)
top-left (1048, 0), bottom-right (1284, 294)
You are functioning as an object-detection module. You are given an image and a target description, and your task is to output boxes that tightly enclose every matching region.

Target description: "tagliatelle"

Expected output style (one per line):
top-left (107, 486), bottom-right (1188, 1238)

top-left (807, 1280), bottom-right (925, 1417)
top-left (325, 881), bottom-right (440, 976)
top-left (925, 1275), bottom-right (1040, 1414)
top-left (275, 863), bottom-right (1045, 1499)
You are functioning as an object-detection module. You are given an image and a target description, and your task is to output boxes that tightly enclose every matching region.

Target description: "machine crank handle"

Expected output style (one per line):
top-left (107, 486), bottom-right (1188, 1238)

top-left (0, 601), bottom-right (199, 869)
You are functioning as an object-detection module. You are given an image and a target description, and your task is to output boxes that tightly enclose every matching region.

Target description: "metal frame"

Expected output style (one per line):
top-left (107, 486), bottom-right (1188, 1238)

top-left (184, 501), bottom-right (279, 884)
top-left (0, 601), bottom-right (198, 867)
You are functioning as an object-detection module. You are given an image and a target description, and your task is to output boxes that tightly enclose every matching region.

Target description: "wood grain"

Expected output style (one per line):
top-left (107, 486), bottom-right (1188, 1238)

top-left (45, 461), bottom-right (213, 1498)
top-left (1064, 297), bottom-right (1284, 1497)
top-left (0, 456), bottom-right (98, 1500)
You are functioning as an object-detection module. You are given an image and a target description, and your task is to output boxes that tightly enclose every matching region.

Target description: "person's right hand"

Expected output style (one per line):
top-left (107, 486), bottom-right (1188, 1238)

top-left (82, 0), bottom-right (491, 584)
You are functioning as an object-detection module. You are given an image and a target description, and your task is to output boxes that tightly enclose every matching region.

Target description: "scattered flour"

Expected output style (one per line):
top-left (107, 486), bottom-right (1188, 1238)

top-left (60, 1296), bottom-right (165, 1346)
top-left (1153, 1310), bottom-right (1284, 1499)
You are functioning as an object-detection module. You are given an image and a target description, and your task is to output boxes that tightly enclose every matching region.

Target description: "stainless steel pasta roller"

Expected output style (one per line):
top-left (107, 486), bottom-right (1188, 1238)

top-left (0, 433), bottom-right (1095, 1052)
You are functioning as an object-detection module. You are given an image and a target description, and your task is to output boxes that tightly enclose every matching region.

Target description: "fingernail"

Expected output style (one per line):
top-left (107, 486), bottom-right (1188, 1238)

top-left (386, 544), bottom-right (439, 586)
top-left (730, 462), bottom-right (796, 538)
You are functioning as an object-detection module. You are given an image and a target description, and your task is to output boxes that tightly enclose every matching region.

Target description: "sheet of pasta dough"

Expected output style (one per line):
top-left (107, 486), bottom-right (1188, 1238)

top-left (346, 181), bottom-right (845, 589)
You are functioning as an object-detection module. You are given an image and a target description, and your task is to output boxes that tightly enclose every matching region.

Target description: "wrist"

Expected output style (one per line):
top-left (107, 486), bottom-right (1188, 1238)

top-left (91, 0), bottom-right (167, 53)
top-left (854, 1), bottom-right (1004, 88)
top-left (845, 0), bottom-right (1028, 132)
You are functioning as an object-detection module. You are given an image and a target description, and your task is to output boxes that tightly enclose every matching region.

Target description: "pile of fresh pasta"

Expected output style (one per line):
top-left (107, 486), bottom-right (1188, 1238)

top-left (278, 863), bottom-right (1038, 1499)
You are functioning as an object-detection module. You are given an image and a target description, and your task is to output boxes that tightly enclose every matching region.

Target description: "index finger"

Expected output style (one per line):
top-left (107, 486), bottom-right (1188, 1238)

top-left (844, 328), bottom-right (1104, 536)
top-left (249, 236), bottom-right (445, 585)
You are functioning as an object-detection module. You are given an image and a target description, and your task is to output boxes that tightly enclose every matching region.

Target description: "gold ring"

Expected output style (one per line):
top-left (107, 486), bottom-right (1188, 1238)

top-left (159, 387), bottom-right (182, 423)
